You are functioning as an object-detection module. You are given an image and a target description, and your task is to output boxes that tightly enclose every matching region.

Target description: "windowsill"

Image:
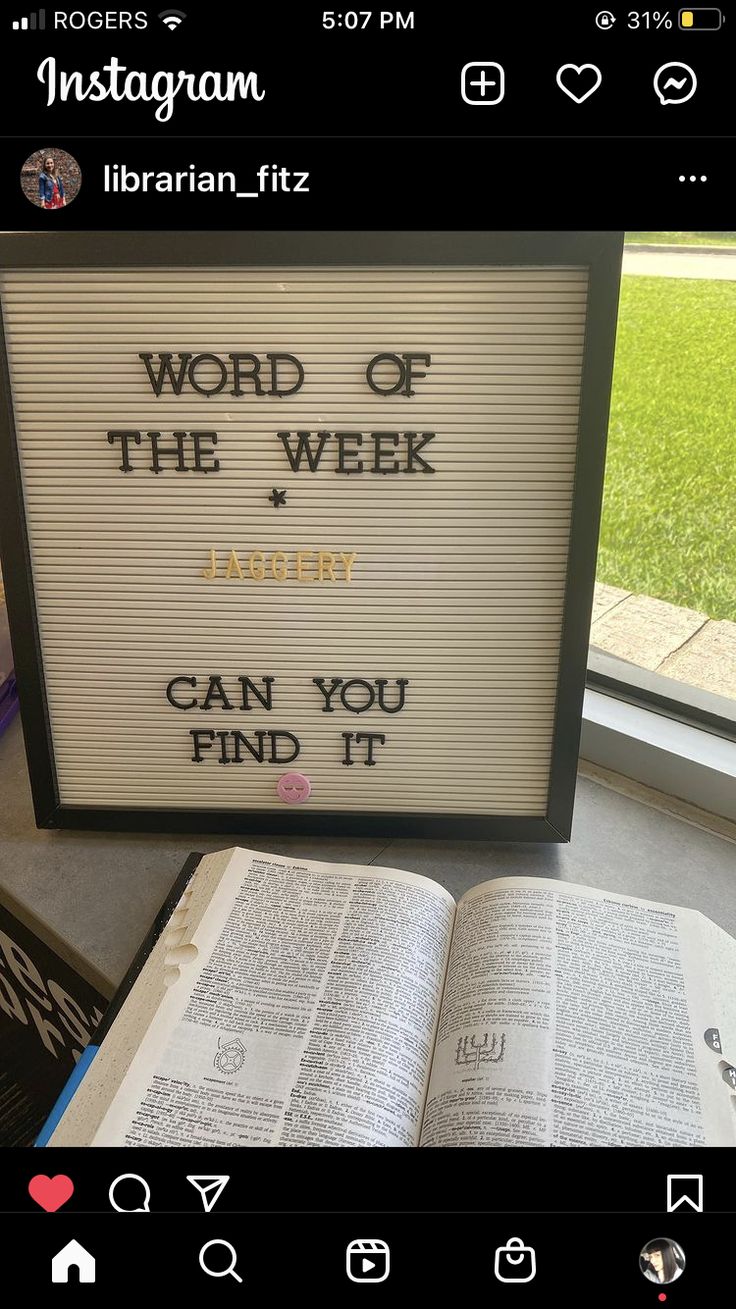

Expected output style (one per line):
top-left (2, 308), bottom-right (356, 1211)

top-left (591, 582), bottom-right (736, 704)
top-left (581, 686), bottom-right (736, 827)
top-left (585, 579), bottom-right (736, 820)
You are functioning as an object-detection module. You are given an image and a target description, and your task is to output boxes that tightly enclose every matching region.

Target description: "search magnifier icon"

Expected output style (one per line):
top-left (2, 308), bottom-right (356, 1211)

top-left (199, 1240), bottom-right (243, 1283)
top-left (109, 1173), bottom-right (151, 1213)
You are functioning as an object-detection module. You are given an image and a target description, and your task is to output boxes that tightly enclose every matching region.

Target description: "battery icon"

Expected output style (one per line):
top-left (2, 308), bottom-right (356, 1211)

top-left (679, 7), bottom-right (723, 27)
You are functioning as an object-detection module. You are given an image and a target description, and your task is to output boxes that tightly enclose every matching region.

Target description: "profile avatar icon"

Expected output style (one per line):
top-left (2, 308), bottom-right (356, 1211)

top-left (20, 147), bottom-right (82, 210)
top-left (639, 1237), bottom-right (685, 1285)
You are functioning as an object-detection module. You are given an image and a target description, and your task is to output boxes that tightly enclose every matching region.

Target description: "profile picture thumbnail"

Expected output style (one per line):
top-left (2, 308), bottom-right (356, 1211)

top-left (639, 1237), bottom-right (686, 1285)
top-left (20, 147), bottom-right (82, 210)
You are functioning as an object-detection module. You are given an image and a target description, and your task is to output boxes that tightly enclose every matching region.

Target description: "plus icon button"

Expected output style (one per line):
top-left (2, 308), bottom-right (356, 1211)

top-left (461, 62), bottom-right (506, 106)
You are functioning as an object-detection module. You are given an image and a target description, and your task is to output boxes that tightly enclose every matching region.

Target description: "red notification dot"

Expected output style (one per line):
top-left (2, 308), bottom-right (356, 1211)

top-left (658, 1296), bottom-right (667, 1303)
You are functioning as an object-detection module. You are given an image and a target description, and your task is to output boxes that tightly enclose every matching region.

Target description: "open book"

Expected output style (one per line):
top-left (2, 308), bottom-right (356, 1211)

top-left (46, 847), bottom-right (736, 1147)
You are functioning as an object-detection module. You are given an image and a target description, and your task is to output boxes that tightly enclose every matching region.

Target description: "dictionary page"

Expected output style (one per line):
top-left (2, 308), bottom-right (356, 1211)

top-left (420, 877), bottom-right (736, 1147)
top-left (90, 848), bottom-right (455, 1147)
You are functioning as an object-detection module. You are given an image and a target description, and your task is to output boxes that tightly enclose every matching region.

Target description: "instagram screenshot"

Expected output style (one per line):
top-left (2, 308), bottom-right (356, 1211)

top-left (0, 4), bottom-right (734, 1297)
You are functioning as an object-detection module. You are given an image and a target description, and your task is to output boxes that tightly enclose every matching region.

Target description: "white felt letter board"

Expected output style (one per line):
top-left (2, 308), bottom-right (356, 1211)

top-left (0, 232), bottom-right (623, 839)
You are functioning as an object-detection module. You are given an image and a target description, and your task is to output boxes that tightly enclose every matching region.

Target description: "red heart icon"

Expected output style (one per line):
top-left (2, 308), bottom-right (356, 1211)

top-left (28, 1174), bottom-right (74, 1212)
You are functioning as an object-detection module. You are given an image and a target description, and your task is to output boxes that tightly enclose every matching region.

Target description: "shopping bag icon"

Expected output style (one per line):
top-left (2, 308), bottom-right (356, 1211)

top-left (494, 1236), bottom-right (536, 1283)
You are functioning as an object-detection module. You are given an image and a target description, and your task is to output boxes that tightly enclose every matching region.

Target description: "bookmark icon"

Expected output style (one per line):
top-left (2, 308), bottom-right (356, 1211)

top-left (187, 1175), bottom-right (230, 1213)
top-left (667, 1174), bottom-right (703, 1213)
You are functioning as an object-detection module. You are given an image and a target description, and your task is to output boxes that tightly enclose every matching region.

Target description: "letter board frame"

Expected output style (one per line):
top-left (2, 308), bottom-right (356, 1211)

top-left (0, 230), bottom-right (623, 839)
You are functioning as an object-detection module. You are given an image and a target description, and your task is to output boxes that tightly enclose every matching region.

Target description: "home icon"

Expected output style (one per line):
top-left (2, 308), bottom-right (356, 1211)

top-left (51, 1239), bottom-right (96, 1284)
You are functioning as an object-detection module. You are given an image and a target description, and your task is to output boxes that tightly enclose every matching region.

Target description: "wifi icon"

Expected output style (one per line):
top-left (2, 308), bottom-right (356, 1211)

top-left (158, 8), bottom-right (186, 29)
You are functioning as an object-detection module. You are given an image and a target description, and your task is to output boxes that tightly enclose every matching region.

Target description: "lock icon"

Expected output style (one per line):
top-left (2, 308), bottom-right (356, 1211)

top-left (596, 9), bottom-right (616, 27)
top-left (494, 1236), bottom-right (537, 1283)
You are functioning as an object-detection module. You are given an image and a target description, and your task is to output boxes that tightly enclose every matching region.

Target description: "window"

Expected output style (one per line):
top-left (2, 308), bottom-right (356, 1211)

top-left (590, 232), bottom-right (736, 735)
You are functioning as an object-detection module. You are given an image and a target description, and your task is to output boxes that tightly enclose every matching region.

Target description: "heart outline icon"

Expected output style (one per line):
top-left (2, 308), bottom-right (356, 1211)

top-left (556, 63), bottom-right (603, 104)
top-left (28, 1174), bottom-right (74, 1212)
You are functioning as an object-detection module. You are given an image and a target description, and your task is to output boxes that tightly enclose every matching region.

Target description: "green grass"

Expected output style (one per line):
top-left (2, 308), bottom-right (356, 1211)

top-left (626, 231), bottom-right (736, 247)
top-left (598, 276), bottom-right (736, 621)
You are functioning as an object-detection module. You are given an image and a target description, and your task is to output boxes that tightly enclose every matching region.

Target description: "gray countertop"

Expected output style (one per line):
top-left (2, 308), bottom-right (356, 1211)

top-left (1, 714), bottom-right (734, 990)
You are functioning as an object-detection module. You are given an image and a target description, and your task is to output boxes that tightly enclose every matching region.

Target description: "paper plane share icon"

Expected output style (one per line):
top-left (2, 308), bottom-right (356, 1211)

top-left (186, 1175), bottom-right (230, 1212)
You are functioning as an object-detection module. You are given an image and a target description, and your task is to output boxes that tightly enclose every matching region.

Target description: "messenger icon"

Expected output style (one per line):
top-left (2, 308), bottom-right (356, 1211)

top-left (654, 62), bottom-right (697, 105)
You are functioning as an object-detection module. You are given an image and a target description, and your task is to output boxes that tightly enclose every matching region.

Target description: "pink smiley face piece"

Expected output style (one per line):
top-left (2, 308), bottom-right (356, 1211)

top-left (277, 771), bottom-right (312, 804)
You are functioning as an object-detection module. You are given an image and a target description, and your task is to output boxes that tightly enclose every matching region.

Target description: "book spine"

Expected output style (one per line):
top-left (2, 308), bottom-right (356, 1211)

top-left (34, 851), bottom-right (203, 1145)
top-left (34, 1044), bottom-right (99, 1146)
